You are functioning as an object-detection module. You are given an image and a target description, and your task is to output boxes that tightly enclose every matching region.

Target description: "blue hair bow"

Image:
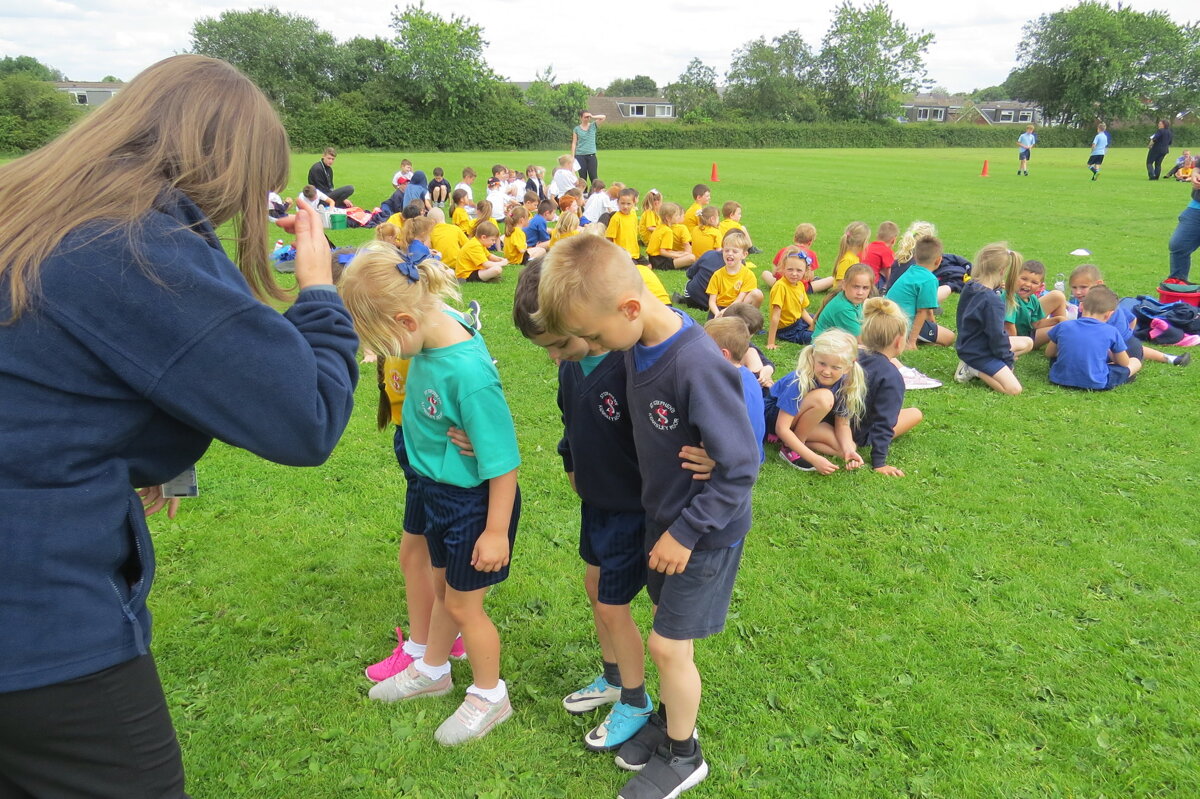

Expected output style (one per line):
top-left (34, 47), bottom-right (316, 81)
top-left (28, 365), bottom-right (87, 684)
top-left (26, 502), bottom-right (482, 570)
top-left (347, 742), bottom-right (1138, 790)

top-left (396, 257), bottom-right (421, 283)
top-left (396, 241), bottom-right (432, 282)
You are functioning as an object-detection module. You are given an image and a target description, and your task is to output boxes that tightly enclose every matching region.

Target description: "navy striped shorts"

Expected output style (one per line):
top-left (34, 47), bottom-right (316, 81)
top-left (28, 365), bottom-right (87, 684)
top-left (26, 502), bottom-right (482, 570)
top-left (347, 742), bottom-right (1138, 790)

top-left (417, 476), bottom-right (520, 592)
top-left (393, 427), bottom-right (427, 535)
top-left (578, 503), bottom-right (647, 605)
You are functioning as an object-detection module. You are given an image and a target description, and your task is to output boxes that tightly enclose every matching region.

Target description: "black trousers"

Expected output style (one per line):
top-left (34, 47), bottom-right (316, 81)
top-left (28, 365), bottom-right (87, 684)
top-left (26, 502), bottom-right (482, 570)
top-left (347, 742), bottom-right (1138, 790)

top-left (576, 153), bottom-right (598, 186)
top-left (0, 655), bottom-right (188, 798)
top-left (1147, 152), bottom-right (1168, 180)
top-left (328, 185), bottom-right (355, 207)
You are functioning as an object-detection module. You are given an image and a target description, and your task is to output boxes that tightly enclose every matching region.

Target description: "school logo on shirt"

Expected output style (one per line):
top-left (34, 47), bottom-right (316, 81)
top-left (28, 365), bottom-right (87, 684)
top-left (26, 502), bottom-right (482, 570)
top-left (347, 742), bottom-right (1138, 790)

top-left (648, 400), bottom-right (679, 431)
top-left (422, 389), bottom-right (444, 420)
top-left (389, 370), bottom-right (406, 393)
top-left (597, 392), bottom-right (621, 422)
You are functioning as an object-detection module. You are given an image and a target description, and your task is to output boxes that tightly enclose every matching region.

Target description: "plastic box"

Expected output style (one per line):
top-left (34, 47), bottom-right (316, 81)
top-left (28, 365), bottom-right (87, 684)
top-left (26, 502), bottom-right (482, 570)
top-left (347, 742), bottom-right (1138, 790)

top-left (1157, 288), bottom-right (1200, 307)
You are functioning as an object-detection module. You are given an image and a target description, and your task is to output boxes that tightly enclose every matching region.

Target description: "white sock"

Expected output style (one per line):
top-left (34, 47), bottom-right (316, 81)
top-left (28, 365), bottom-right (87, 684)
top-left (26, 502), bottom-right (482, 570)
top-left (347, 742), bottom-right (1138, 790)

top-left (414, 657), bottom-right (451, 680)
top-left (402, 640), bottom-right (426, 659)
top-left (1166, 354), bottom-right (1179, 364)
top-left (466, 679), bottom-right (507, 704)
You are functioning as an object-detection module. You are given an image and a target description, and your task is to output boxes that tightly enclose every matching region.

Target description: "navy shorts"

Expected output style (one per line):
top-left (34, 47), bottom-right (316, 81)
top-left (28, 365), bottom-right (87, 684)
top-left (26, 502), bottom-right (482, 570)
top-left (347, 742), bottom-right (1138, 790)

top-left (1088, 155), bottom-right (1105, 166)
top-left (393, 427), bottom-right (427, 535)
top-left (1020, 149), bottom-right (1031, 162)
top-left (775, 319), bottom-right (812, 345)
top-left (578, 503), bottom-right (647, 605)
top-left (649, 254), bottom-right (674, 271)
top-left (1104, 363), bottom-right (1132, 389)
top-left (964, 356), bottom-right (1009, 378)
top-left (418, 477), bottom-right (520, 592)
top-left (1124, 337), bottom-right (1143, 360)
top-left (645, 522), bottom-right (743, 641)
top-left (916, 318), bottom-right (940, 344)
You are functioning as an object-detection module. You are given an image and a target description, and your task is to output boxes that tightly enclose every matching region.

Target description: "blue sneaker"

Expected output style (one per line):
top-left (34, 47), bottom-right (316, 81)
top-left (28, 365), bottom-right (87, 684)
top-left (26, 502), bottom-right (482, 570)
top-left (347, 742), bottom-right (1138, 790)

top-left (466, 299), bottom-right (482, 331)
top-left (562, 675), bottom-right (620, 715)
top-left (584, 698), bottom-right (653, 751)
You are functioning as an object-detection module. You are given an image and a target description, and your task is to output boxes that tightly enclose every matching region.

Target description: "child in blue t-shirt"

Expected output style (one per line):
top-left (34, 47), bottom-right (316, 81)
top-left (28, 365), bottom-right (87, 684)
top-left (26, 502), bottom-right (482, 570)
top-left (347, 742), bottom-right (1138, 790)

top-left (705, 317), bottom-right (766, 464)
top-left (1069, 263), bottom-right (1191, 368)
top-left (340, 242), bottom-right (520, 747)
top-left (1046, 285), bottom-right (1142, 390)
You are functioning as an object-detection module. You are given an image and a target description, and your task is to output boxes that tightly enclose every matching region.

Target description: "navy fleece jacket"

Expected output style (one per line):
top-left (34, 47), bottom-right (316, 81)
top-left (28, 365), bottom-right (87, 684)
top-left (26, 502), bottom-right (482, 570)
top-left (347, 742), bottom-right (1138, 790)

top-left (0, 192), bottom-right (359, 692)
top-left (955, 280), bottom-right (1014, 369)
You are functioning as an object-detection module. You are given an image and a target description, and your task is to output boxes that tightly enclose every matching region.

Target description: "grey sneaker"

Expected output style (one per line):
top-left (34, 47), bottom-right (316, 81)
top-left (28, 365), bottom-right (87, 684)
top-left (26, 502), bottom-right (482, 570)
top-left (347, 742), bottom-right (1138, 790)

top-left (367, 662), bottom-right (452, 703)
top-left (954, 360), bottom-right (980, 384)
top-left (618, 742), bottom-right (708, 799)
top-left (434, 692), bottom-right (512, 746)
top-left (562, 675), bottom-right (620, 715)
top-left (466, 299), bottom-right (482, 331)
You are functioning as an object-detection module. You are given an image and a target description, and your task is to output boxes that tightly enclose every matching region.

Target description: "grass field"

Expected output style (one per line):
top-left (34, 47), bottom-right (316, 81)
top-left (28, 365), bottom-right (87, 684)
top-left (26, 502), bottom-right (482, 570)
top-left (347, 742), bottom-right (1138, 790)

top-left (101, 147), bottom-right (1200, 797)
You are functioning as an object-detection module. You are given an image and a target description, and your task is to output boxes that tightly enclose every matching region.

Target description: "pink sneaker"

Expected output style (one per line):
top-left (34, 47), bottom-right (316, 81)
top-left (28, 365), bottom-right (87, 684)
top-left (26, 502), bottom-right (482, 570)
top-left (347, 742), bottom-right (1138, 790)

top-left (365, 628), bottom-right (414, 683)
top-left (450, 635), bottom-right (468, 661)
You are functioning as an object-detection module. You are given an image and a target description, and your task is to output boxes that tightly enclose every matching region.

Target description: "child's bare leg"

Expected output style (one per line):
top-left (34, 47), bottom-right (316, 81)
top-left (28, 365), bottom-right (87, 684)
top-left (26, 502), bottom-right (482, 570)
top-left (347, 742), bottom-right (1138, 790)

top-left (810, 276), bottom-right (835, 293)
top-left (978, 366), bottom-right (1023, 395)
top-left (802, 421), bottom-right (841, 456)
top-left (1009, 335), bottom-right (1034, 358)
top-left (746, 288), bottom-right (764, 307)
top-left (399, 532), bottom-right (434, 643)
top-left (422, 569), bottom-right (459, 667)
top-left (1039, 290), bottom-right (1068, 320)
top-left (673, 254), bottom-right (696, 269)
top-left (935, 324), bottom-right (956, 346)
top-left (648, 633), bottom-right (698, 741)
top-left (442, 585), bottom-right (500, 689)
top-left (1128, 357), bottom-right (1143, 377)
top-left (936, 285), bottom-right (951, 303)
top-left (584, 565), bottom-right (616, 663)
top-left (594, 600), bottom-right (645, 691)
top-left (894, 407), bottom-right (923, 437)
top-left (1032, 327), bottom-right (1053, 349)
top-left (1141, 344), bottom-right (1169, 364)
top-left (527, 246), bottom-right (547, 260)
top-left (478, 264), bottom-right (504, 282)
top-left (760, 271), bottom-right (778, 287)
top-left (788, 389), bottom-right (834, 448)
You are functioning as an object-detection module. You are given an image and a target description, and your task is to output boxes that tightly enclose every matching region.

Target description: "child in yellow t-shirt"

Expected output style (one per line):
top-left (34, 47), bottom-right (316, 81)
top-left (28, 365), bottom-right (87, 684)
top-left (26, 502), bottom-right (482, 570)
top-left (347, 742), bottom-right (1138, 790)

top-left (605, 187), bottom-right (640, 260)
top-left (683, 183), bottom-right (711, 232)
top-left (706, 230), bottom-right (763, 317)
top-left (547, 211), bottom-right (580, 249)
top-left (692, 206), bottom-right (723, 259)
top-left (766, 252), bottom-right (815, 349)
top-left (456, 220), bottom-right (507, 282)
top-left (833, 221), bottom-right (870, 289)
top-left (639, 188), bottom-right (662, 245)
top-left (718, 201), bottom-right (749, 242)
top-left (647, 203), bottom-right (695, 270)
top-left (451, 189), bottom-right (475, 235)
top-left (428, 208), bottom-right (467, 265)
top-left (503, 206), bottom-right (546, 266)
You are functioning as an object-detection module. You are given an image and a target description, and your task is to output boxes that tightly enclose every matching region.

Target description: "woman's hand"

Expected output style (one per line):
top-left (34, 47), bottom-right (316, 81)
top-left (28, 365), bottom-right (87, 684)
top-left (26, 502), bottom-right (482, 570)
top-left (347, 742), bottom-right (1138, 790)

top-left (292, 197), bottom-right (333, 290)
top-left (136, 486), bottom-right (180, 519)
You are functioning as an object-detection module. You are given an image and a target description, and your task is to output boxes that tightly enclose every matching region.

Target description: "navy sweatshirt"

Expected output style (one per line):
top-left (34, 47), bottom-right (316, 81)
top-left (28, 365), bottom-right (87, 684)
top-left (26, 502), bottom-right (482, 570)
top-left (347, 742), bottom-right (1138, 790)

top-left (955, 280), bottom-right (1013, 369)
top-left (556, 352), bottom-right (643, 512)
top-left (0, 191), bottom-right (359, 692)
top-left (685, 250), bottom-right (723, 302)
top-left (854, 349), bottom-right (905, 469)
top-left (624, 323), bottom-right (760, 550)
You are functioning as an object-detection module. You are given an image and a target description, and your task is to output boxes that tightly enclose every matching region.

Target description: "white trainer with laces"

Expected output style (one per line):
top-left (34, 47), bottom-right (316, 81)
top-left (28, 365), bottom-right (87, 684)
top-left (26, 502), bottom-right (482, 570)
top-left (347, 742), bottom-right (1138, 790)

top-left (434, 693), bottom-right (512, 745)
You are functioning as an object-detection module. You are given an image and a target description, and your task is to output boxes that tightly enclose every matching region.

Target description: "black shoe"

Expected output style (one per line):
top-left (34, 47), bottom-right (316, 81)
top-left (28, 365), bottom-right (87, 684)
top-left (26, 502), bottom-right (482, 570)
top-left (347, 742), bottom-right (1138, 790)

top-left (618, 742), bottom-right (708, 799)
top-left (1175, 352), bottom-right (1192, 367)
top-left (747, 246), bottom-right (762, 254)
top-left (615, 713), bottom-right (667, 772)
top-left (669, 291), bottom-right (687, 307)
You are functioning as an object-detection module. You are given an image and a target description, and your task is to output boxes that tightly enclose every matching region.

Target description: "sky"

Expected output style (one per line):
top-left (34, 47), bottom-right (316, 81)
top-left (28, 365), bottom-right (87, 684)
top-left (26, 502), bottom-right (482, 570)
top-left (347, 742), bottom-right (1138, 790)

top-left (2, 0), bottom-right (1197, 93)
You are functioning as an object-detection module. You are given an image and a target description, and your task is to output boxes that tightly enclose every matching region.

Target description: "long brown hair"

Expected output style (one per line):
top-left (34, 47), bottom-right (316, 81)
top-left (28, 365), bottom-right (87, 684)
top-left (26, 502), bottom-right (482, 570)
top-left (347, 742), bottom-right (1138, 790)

top-left (0, 54), bottom-right (289, 321)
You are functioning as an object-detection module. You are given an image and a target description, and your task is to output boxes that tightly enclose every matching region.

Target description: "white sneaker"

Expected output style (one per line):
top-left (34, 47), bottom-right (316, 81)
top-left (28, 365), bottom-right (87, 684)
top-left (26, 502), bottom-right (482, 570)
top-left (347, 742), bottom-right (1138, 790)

top-left (434, 693), bottom-right (512, 745)
top-left (954, 360), bottom-right (980, 384)
top-left (899, 365), bottom-right (943, 390)
top-left (367, 662), bottom-right (452, 703)
top-left (562, 675), bottom-right (621, 714)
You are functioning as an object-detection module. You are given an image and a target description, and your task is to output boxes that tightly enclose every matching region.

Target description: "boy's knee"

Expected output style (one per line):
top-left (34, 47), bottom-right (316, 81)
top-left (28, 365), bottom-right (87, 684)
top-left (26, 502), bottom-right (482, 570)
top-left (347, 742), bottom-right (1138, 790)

top-left (648, 631), bottom-right (691, 665)
top-left (594, 601), bottom-right (634, 625)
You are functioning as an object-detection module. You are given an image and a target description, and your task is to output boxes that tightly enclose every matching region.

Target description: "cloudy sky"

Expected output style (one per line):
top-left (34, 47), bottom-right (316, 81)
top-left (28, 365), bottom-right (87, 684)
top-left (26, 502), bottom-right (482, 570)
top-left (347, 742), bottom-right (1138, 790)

top-left (2, 0), bottom-right (1196, 93)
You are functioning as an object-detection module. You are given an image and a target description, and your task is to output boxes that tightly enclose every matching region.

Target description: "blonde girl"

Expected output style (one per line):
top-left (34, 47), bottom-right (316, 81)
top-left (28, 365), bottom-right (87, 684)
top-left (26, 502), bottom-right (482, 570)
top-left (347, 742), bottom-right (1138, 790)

top-left (890, 221), bottom-right (951, 304)
top-left (813, 262), bottom-right (874, 339)
top-left (638, 188), bottom-right (663, 243)
top-left (342, 243), bottom-right (520, 745)
top-left (451, 189), bottom-right (475, 235)
top-left (375, 222), bottom-right (401, 246)
top-left (767, 329), bottom-right (867, 475)
top-left (832, 221), bottom-right (870, 288)
top-left (548, 210), bottom-right (580, 248)
top-left (647, 202), bottom-right (695, 270)
top-left (503, 206), bottom-right (546, 265)
top-left (399, 216), bottom-right (436, 261)
top-left (854, 298), bottom-right (924, 476)
top-left (953, 243), bottom-right (1032, 395)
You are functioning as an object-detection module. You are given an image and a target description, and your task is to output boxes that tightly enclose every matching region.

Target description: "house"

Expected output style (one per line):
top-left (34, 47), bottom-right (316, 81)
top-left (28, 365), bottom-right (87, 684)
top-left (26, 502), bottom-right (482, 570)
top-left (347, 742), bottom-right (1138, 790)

top-left (900, 94), bottom-right (1043, 125)
top-left (53, 81), bottom-right (123, 107)
top-left (965, 100), bottom-right (1043, 126)
top-left (586, 95), bottom-right (675, 124)
top-left (899, 94), bottom-right (967, 123)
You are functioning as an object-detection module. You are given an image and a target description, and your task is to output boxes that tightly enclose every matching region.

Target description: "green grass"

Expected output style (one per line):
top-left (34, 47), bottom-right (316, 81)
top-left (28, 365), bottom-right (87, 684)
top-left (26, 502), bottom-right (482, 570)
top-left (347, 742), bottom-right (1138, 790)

top-left (146, 148), bottom-right (1200, 797)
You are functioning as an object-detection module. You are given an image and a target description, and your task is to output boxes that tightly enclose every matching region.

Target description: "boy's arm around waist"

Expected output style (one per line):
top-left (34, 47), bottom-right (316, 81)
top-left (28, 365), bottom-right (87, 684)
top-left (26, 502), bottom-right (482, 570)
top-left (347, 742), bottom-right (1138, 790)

top-left (668, 359), bottom-right (760, 550)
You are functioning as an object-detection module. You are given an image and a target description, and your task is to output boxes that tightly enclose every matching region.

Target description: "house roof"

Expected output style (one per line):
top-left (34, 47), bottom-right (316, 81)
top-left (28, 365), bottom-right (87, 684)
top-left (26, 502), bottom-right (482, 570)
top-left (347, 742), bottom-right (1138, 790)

top-left (52, 81), bottom-right (124, 90)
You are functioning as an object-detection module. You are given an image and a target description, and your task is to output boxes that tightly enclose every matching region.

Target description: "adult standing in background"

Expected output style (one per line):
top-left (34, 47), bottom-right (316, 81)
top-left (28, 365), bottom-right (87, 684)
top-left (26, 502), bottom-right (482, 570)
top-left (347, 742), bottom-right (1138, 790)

top-left (308, 147), bottom-right (355, 207)
top-left (571, 110), bottom-right (606, 192)
top-left (1166, 170), bottom-right (1200, 285)
top-left (0, 55), bottom-right (359, 796)
top-left (1147, 119), bottom-right (1173, 181)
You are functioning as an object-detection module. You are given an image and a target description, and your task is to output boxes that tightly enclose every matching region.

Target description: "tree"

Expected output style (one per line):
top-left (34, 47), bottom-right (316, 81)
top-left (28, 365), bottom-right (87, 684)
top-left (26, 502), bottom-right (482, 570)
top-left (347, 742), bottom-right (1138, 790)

top-left (0, 55), bottom-right (65, 82)
top-left (100, 75), bottom-right (121, 83)
top-left (190, 8), bottom-right (336, 108)
top-left (330, 36), bottom-right (405, 102)
top-left (1013, 2), bottom-right (1200, 125)
top-left (817, 1), bottom-right (933, 121)
top-left (525, 67), bottom-right (591, 124)
top-left (389, 3), bottom-right (499, 118)
top-left (606, 75), bottom-right (657, 96)
top-left (0, 74), bottom-right (82, 151)
top-left (665, 58), bottom-right (722, 122)
top-left (971, 85), bottom-right (1010, 102)
top-left (724, 32), bottom-right (821, 121)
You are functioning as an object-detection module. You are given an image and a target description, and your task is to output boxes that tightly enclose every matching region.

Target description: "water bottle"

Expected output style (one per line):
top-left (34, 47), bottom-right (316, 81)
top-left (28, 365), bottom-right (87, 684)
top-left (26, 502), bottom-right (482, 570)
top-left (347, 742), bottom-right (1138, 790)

top-left (1053, 273), bottom-right (1066, 294)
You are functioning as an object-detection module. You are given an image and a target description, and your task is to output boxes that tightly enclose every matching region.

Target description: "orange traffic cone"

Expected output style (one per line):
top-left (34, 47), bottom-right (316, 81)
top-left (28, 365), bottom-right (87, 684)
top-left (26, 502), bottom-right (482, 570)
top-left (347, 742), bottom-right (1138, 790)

top-left (710, 162), bottom-right (720, 182)
top-left (980, 159), bottom-right (990, 178)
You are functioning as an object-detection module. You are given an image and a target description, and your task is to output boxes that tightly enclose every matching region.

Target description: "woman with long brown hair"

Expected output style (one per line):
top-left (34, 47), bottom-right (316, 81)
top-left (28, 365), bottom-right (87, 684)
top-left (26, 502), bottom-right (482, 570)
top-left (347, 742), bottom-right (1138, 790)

top-left (0, 55), bottom-right (358, 795)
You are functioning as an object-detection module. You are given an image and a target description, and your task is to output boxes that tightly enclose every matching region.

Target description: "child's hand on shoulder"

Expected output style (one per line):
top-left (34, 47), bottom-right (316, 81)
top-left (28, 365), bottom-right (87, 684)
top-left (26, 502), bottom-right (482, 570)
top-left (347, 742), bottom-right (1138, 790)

top-left (472, 530), bottom-right (510, 573)
top-left (874, 465), bottom-right (905, 477)
top-left (447, 426), bottom-right (475, 457)
top-left (649, 531), bottom-right (692, 575)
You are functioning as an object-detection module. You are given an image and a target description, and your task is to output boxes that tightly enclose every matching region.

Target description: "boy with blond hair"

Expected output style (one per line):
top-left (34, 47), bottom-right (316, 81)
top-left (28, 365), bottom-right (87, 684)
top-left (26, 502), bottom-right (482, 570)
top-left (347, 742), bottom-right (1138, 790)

top-left (606, 188), bottom-right (641, 260)
top-left (706, 230), bottom-right (762, 318)
top-left (537, 236), bottom-right (760, 799)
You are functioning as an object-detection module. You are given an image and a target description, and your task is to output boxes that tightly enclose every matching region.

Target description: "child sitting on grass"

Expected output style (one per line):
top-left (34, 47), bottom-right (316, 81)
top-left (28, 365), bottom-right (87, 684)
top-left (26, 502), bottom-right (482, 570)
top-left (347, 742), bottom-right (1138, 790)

top-left (606, 188), bottom-right (641, 261)
top-left (456, 220), bottom-right (507, 282)
top-left (863, 221), bottom-right (899, 290)
top-left (886, 235), bottom-right (956, 350)
top-left (683, 183), bottom-right (711, 232)
top-left (765, 252), bottom-right (815, 349)
top-left (766, 329), bottom-right (866, 475)
top-left (706, 230), bottom-right (762, 318)
top-left (723, 302), bottom-right (777, 390)
top-left (639, 188), bottom-right (662, 244)
top-left (691, 206), bottom-right (723, 260)
top-left (854, 298), bottom-right (923, 477)
top-left (954, 243), bottom-right (1033, 395)
top-left (647, 203), bottom-right (695, 270)
top-left (1068, 263), bottom-right (1191, 368)
top-left (832, 221), bottom-right (870, 289)
top-left (503, 207), bottom-right (546, 266)
top-left (1046, 285), bottom-right (1142, 390)
top-left (1003, 259), bottom-right (1067, 348)
top-left (705, 317), bottom-right (766, 463)
top-left (766, 223), bottom-right (831, 293)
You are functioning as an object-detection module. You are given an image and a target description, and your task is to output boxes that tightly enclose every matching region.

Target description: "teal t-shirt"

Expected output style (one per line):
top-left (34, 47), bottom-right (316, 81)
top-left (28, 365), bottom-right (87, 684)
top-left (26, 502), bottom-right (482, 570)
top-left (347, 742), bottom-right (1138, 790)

top-left (403, 324), bottom-right (520, 488)
top-left (812, 291), bottom-right (864, 338)
top-left (886, 265), bottom-right (939, 322)
top-left (574, 123), bottom-right (597, 156)
top-left (1002, 292), bottom-right (1046, 337)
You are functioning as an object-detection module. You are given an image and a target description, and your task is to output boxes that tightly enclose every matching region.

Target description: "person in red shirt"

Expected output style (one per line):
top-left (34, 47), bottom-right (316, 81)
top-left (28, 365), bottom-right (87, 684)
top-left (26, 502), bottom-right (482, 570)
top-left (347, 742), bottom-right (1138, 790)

top-left (863, 221), bottom-right (899, 290)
